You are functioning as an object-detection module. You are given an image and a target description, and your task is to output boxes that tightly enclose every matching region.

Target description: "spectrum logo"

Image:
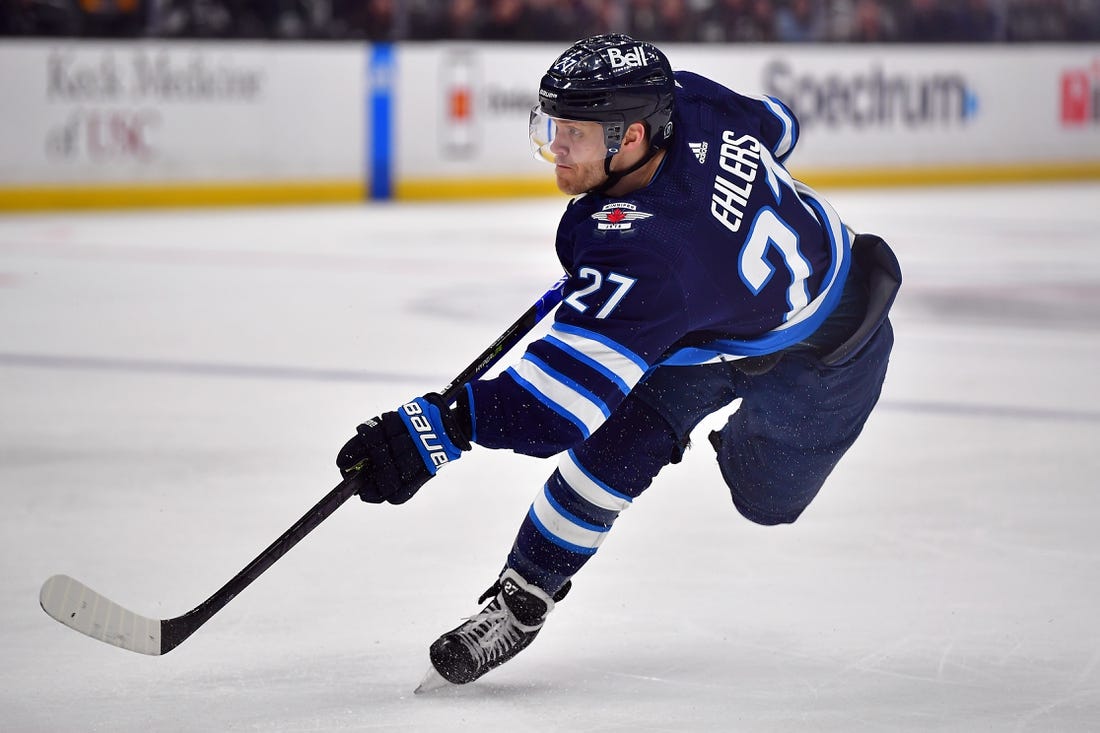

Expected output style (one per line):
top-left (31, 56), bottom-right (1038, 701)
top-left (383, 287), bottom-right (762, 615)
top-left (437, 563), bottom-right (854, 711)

top-left (763, 60), bottom-right (979, 129)
top-left (1061, 59), bottom-right (1100, 126)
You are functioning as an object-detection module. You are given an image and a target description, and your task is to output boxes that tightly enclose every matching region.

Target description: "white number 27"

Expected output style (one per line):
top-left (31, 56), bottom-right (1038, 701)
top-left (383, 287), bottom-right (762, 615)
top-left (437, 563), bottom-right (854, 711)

top-left (739, 207), bottom-right (810, 320)
top-left (564, 267), bottom-right (637, 319)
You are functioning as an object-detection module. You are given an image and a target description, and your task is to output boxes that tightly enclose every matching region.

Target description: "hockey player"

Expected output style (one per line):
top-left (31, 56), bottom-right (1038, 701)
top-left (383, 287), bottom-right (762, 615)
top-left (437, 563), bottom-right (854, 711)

top-left (336, 34), bottom-right (901, 691)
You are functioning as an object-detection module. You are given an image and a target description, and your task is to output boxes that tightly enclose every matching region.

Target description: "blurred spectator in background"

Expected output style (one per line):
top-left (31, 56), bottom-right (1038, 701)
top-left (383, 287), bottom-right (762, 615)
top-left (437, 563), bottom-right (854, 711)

top-left (652, 0), bottom-right (695, 42)
top-left (1006, 0), bottom-right (1069, 40)
top-left (76, 0), bottom-right (144, 36)
top-left (273, 0), bottom-right (335, 39)
top-left (700, 0), bottom-right (776, 42)
top-left (147, 0), bottom-right (320, 38)
top-left (954, 0), bottom-right (1003, 41)
top-left (848, 0), bottom-right (897, 41)
top-left (358, 0), bottom-right (398, 40)
top-left (775, 0), bottom-right (826, 42)
top-left (522, 0), bottom-right (575, 40)
top-left (409, 0), bottom-right (480, 40)
top-left (147, 0), bottom-right (232, 37)
top-left (1067, 0), bottom-right (1100, 39)
top-left (624, 0), bottom-right (659, 41)
top-left (480, 0), bottom-right (535, 40)
top-left (2, 0), bottom-right (83, 34)
top-left (581, 0), bottom-right (626, 35)
top-left (620, 0), bottom-right (694, 42)
top-left (896, 0), bottom-right (958, 42)
top-left (3, 0), bottom-right (1100, 41)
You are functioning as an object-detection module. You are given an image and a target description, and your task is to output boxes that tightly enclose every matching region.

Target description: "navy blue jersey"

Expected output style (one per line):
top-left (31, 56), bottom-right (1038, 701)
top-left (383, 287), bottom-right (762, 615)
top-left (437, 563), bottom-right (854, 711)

top-left (466, 71), bottom-right (851, 457)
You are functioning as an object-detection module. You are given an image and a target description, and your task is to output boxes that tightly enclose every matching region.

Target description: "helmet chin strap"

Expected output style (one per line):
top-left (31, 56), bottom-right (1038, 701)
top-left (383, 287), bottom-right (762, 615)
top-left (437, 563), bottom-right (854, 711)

top-left (589, 146), bottom-right (662, 195)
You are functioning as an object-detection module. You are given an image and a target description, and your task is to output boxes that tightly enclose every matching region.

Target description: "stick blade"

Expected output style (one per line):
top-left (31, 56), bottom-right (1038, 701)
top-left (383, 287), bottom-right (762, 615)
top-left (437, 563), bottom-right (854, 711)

top-left (40, 574), bottom-right (163, 655)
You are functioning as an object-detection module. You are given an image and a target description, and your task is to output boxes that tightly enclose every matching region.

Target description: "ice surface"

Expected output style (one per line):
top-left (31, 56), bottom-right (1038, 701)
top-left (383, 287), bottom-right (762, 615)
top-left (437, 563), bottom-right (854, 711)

top-left (2, 184), bottom-right (1099, 731)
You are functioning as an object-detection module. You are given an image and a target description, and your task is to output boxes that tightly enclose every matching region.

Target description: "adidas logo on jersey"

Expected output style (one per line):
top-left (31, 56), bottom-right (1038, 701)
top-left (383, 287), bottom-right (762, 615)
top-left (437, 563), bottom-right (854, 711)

top-left (689, 141), bottom-right (708, 164)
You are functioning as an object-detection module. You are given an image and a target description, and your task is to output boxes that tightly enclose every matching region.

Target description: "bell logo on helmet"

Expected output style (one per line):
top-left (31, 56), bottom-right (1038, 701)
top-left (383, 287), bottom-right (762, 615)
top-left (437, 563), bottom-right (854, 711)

top-left (606, 46), bottom-right (648, 70)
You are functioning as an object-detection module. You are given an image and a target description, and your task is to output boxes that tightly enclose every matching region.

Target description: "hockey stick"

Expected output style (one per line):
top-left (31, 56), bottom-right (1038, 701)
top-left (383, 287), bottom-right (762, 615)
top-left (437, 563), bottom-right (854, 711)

top-left (39, 275), bottom-right (568, 655)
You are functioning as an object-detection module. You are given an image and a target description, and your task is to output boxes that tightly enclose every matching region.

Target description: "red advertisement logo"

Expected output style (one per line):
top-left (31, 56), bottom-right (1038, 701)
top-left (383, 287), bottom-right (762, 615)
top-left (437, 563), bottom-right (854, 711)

top-left (1060, 60), bottom-right (1100, 126)
top-left (46, 109), bottom-right (161, 161)
top-left (441, 50), bottom-right (477, 158)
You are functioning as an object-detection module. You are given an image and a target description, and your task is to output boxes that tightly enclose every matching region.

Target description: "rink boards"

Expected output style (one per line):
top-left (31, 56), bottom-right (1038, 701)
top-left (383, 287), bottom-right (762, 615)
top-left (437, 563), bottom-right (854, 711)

top-left (0, 40), bottom-right (1098, 209)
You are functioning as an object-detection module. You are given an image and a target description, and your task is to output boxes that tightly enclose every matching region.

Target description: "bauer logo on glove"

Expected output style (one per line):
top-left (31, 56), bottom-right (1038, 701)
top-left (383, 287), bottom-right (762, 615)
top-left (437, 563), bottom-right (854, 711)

top-left (336, 393), bottom-right (471, 504)
top-left (399, 398), bottom-right (465, 472)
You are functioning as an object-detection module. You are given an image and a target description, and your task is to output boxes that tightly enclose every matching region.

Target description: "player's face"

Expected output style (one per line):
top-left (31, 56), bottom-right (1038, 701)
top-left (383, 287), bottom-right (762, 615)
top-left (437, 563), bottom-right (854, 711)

top-left (547, 120), bottom-right (611, 194)
top-left (530, 109), bottom-right (611, 195)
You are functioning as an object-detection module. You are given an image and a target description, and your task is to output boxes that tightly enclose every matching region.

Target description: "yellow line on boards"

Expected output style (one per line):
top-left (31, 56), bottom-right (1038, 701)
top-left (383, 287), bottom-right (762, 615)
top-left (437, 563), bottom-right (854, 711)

top-left (2, 162), bottom-right (1099, 211)
top-left (0, 180), bottom-right (366, 212)
top-left (394, 178), bottom-right (563, 200)
top-left (396, 162), bottom-right (1100, 200)
top-left (794, 162), bottom-right (1100, 189)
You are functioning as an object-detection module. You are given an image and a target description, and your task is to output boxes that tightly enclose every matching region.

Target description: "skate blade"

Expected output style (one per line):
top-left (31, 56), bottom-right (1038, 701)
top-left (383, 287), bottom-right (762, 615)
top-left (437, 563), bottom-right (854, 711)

top-left (414, 665), bottom-right (456, 694)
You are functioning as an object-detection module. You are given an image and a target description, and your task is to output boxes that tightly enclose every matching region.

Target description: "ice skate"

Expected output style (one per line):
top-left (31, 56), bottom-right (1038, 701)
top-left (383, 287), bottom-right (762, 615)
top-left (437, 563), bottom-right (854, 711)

top-left (415, 568), bottom-right (568, 691)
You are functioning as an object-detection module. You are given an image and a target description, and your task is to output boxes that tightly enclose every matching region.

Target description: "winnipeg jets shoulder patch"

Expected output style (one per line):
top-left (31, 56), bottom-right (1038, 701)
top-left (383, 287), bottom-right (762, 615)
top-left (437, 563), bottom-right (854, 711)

top-left (591, 202), bottom-right (654, 231)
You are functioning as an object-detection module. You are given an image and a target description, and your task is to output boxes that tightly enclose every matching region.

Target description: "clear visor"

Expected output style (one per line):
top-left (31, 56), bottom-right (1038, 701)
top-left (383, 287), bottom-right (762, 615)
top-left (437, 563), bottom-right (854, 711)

top-left (529, 106), bottom-right (613, 166)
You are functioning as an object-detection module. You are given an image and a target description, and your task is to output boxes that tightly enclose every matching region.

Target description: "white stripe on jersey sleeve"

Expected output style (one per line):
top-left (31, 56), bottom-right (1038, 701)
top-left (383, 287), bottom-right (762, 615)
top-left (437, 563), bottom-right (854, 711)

top-left (559, 450), bottom-right (633, 512)
top-left (548, 324), bottom-right (648, 390)
top-left (511, 358), bottom-right (608, 437)
top-left (749, 93), bottom-right (796, 160)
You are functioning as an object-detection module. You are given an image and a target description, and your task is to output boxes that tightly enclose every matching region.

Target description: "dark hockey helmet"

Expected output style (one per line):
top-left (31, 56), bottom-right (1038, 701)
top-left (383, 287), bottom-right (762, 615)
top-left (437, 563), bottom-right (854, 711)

top-left (532, 34), bottom-right (675, 159)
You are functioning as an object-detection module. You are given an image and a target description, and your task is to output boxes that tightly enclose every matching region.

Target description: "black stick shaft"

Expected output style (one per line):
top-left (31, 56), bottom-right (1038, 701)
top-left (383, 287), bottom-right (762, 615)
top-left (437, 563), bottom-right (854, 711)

top-left (161, 277), bottom-right (567, 653)
top-left (438, 275), bottom-right (567, 402)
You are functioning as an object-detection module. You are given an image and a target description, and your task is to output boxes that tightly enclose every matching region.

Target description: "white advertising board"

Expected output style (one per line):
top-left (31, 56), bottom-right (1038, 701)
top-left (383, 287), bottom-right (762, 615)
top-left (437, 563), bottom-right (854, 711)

top-left (0, 40), bottom-right (364, 203)
top-left (394, 44), bottom-right (547, 181)
top-left (675, 45), bottom-right (1100, 168)
top-left (395, 43), bottom-right (1100, 193)
top-left (0, 40), bottom-right (1097, 209)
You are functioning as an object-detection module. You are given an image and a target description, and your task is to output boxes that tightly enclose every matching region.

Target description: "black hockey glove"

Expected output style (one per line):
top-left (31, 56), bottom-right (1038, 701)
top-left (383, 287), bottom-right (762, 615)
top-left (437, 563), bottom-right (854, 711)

top-left (336, 394), bottom-right (471, 505)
